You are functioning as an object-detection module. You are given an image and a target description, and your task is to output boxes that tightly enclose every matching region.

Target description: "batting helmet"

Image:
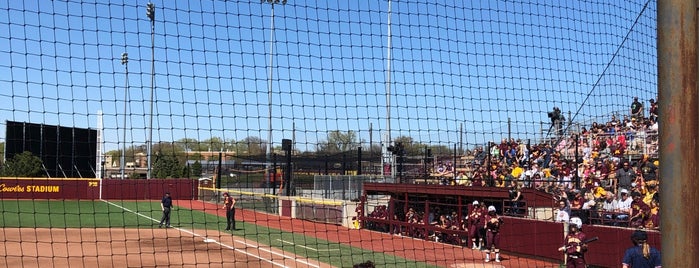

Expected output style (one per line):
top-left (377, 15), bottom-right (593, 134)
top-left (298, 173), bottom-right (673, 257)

top-left (570, 217), bottom-right (583, 229)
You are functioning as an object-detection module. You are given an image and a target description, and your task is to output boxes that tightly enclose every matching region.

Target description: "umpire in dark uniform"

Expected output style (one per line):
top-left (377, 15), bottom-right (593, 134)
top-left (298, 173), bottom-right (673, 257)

top-left (159, 192), bottom-right (173, 228)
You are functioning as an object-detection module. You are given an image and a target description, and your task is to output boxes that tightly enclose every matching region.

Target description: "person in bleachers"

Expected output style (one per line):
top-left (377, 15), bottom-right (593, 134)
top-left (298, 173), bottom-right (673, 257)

top-left (615, 161), bottom-right (636, 196)
top-left (648, 98), bottom-right (658, 123)
top-left (631, 97), bottom-right (643, 119)
top-left (601, 192), bottom-right (619, 225)
top-left (617, 188), bottom-right (632, 223)
top-left (642, 180), bottom-right (659, 206)
top-left (629, 191), bottom-right (650, 228)
top-left (643, 196), bottom-right (660, 230)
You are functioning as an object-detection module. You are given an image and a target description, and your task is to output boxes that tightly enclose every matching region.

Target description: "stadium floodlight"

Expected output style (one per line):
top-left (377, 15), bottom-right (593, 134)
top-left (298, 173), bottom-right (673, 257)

top-left (146, 3), bottom-right (155, 21)
top-left (146, 2), bottom-right (155, 180)
top-left (120, 52), bottom-right (129, 180)
top-left (262, 0), bottom-right (287, 192)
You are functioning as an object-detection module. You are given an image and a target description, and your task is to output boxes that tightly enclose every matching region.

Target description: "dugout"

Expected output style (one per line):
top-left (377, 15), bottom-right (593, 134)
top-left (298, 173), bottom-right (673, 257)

top-left (358, 183), bottom-right (553, 242)
top-left (358, 183), bottom-right (660, 267)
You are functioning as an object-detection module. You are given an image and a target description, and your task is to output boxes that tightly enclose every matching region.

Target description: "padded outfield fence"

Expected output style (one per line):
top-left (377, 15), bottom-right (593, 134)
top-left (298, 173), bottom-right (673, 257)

top-left (0, 0), bottom-right (663, 267)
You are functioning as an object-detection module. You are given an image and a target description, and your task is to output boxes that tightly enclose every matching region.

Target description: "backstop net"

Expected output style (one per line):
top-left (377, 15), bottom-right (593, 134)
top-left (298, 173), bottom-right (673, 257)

top-left (1, 0), bottom-right (658, 267)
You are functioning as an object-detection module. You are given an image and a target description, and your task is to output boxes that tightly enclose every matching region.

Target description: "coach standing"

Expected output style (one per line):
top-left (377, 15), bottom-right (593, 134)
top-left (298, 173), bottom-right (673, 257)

top-left (622, 230), bottom-right (661, 268)
top-left (159, 192), bottom-right (172, 228)
top-left (222, 192), bottom-right (237, 231)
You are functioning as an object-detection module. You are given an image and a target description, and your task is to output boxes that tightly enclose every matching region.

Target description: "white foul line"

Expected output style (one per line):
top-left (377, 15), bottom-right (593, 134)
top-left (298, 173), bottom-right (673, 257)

top-left (277, 239), bottom-right (340, 252)
top-left (101, 199), bottom-right (320, 268)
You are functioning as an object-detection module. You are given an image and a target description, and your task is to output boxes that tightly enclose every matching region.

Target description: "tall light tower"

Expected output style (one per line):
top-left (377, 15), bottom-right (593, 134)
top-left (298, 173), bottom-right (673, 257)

top-left (383, 0), bottom-right (394, 177)
top-left (262, 0), bottom-right (286, 191)
top-left (121, 52), bottom-right (129, 180)
top-left (146, 2), bottom-right (155, 180)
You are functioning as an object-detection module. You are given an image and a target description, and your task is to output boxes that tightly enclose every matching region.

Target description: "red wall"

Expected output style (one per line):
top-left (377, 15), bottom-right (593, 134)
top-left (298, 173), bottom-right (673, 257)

top-left (584, 225), bottom-right (661, 268)
top-left (499, 217), bottom-right (661, 267)
top-left (499, 217), bottom-right (565, 261)
top-left (101, 179), bottom-right (197, 200)
top-left (0, 178), bottom-right (197, 200)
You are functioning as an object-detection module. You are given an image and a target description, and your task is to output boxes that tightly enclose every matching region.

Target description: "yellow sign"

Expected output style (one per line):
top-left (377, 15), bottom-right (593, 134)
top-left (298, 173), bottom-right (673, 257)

top-left (0, 184), bottom-right (61, 193)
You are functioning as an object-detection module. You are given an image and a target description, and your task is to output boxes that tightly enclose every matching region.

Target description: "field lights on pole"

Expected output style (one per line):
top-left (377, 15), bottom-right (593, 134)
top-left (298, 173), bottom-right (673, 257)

top-left (121, 52), bottom-right (129, 180)
top-left (146, 2), bottom-right (155, 180)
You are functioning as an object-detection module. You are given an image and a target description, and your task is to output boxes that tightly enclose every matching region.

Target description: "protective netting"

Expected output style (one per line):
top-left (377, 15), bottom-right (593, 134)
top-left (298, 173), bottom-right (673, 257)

top-left (1, 0), bottom-right (658, 267)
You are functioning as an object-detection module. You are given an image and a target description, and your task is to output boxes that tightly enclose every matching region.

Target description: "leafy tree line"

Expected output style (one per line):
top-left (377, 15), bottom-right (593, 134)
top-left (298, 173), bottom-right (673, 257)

top-left (1, 151), bottom-right (44, 177)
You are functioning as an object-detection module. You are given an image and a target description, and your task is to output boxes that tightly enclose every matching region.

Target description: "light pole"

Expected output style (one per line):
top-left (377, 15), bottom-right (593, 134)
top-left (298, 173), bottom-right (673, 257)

top-left (121, 52), bottom-right (129, 180)
top-left (384, 0), bottom-right (394, 178)
top-left (146, 2), bottom-right (155, 180)
top-left (262, 0), bottom-right (286, 192)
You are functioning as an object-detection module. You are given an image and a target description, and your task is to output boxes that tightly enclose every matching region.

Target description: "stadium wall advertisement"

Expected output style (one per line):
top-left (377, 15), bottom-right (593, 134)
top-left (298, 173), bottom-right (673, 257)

top-left (0, 178), bottom-right (197, 200)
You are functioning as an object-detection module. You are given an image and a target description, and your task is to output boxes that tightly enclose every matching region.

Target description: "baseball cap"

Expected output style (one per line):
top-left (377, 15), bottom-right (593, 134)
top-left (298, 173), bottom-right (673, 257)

top-left (488, 206), bottom-right (496, 212)
top-left (631, 230), bottom-right (648, 241)
top-left (472, 200), bottom-right (479, 205)
top-left (620, 189), bottom-right (629, 194)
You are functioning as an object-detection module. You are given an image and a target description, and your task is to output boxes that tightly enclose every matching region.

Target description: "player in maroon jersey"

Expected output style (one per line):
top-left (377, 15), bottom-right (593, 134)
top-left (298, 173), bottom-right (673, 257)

top-left (558, 217), bottom-right (588, 268)
top-left (468, 200), bottom-right (485, 249)
top-left (483, 205), bottom-right (504, 263)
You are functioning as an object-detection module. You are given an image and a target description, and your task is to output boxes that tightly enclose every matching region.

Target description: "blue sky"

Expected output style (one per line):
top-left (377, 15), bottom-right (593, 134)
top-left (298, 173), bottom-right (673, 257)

top-left (0, 0), bottom-right (657, 153)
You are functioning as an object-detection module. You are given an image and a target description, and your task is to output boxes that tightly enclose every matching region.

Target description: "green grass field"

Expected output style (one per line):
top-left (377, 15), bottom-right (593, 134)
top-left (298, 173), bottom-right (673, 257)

top-left (0, 200), bottom-right (436, 268)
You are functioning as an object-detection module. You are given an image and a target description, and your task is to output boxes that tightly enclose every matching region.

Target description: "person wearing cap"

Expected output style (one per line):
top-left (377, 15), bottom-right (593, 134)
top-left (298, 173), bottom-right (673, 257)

top-left (622, 230), bottom-right (661, 268)
top-left (648, 98), bottom-right (658, 123)
top-left (159, 192), bottom-right (173, 228)
top-left (483, 205), bottom-right (504, 263)
top-left (617, 189), bottom-right (633, 222)
top-left (468, 200), bottom-right (485, 249)
top-left (558, 217), bottom-right (588, 267)
top-left (631, 97), bottom-right (643, 119)
top-left (222, 192), bottom-right (237, 231)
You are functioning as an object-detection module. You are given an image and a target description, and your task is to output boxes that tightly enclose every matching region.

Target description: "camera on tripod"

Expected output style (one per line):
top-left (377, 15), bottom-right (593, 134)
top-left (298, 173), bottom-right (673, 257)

top-left (548, 107), bottom-right (563, 122)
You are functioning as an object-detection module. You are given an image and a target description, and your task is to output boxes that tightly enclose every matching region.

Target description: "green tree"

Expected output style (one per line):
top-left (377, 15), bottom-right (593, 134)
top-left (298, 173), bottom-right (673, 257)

top-left (0, 142), bottom-right (5, 164)
top-left (1, 151), bottom-right (44, 177)
top-left (392, 136), bottom-right (427, 156)
top-left (190, 160), bottom-right (203, 178)
top-left (152, 153), bottom-right (182, 178)
top-left (202, 137), bottom-right (225, 151)
top-left (236, 136), bottom-right (266, 156)
top-left (318, 130), bottom-right (358, 154)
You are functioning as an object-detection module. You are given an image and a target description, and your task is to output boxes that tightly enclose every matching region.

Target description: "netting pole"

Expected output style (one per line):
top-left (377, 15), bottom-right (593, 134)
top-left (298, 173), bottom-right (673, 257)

top-left (216, 152), bottom-right (222, 189)
top-left (273, 153), bottom-right (277, 195)
top-left (658, 0), bottom-right (699, 266)
top-left (507, 117), bottom-right (511, 141)
top-left (357, 147), bottom-right (362, 175)
top-left (282, 139), bottom-right (292, 196)
top-left (574, 134), bottom-right (579, 189)
top-left (453, 143), bottom-right (457, 178)
top-left (385, 0), bottom-right (393, 142)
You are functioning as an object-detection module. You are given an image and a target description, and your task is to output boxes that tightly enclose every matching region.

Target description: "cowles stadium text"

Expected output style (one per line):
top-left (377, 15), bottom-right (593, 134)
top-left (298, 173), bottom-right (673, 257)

top-left (0, 184), bottom-right (61, 193)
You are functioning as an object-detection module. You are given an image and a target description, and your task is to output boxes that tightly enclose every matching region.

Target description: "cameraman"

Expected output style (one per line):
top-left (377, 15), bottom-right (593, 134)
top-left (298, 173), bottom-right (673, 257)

top-left (548, 107), bottom-right (565, 136)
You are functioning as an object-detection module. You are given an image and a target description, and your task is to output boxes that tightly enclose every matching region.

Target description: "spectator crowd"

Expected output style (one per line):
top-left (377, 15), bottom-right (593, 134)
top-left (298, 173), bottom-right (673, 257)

top-left (365, 97), bottom-right (661, 248)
